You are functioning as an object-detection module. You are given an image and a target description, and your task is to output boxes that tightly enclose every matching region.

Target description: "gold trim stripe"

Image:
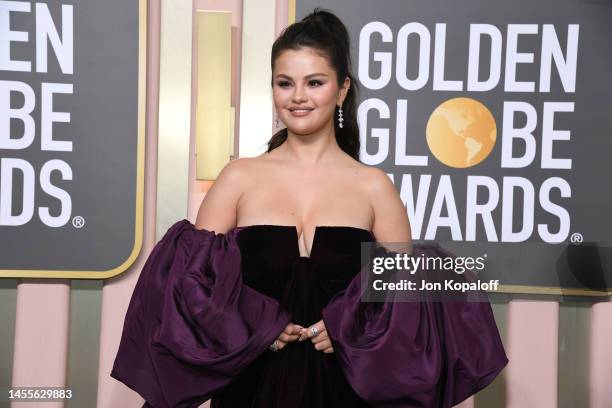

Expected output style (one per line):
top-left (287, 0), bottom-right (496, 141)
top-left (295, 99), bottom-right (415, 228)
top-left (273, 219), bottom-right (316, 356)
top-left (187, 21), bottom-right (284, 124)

top-left (288, 0), bottom-right (296, 24)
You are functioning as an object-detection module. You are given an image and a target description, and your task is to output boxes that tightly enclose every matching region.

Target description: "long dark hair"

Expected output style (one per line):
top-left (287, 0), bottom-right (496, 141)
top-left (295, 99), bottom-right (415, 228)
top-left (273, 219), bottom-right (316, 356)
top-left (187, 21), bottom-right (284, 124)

top-left (267, 8), bottom-right (360, 161)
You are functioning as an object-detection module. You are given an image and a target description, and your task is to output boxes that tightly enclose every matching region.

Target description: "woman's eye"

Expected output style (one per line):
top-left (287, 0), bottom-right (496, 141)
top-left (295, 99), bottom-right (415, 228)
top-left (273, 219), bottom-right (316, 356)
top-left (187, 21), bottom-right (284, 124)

top-left (276, 80), bottom-right (323, 88)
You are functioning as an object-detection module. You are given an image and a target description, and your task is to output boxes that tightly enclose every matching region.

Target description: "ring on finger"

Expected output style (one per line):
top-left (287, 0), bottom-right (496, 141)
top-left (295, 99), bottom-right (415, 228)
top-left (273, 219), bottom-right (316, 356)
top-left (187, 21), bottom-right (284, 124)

top-left (309, 325), bottom-right (319, 336)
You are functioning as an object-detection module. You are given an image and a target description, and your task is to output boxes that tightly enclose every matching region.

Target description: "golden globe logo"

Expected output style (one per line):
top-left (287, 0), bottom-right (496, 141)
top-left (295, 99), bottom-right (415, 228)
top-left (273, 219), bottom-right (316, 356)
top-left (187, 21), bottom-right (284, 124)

top-left (426, 98), bottom-right (497, 168)
top-left (357, 22), bottom-right (578, 244)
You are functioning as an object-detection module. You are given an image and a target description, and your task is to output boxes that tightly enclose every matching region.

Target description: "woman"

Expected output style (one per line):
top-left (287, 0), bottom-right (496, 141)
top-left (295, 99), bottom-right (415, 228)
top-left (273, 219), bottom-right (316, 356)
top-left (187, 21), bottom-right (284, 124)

top-left (111, 9), bottom-right (507, 408)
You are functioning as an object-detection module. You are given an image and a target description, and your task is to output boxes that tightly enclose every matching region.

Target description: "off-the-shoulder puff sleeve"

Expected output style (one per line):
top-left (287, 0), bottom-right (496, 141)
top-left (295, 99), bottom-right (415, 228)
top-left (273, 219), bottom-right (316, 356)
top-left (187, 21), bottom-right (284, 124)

top-left (111, 220), bottom-right (291, 408)
top-left (321, 244), bottom-right (508, 408)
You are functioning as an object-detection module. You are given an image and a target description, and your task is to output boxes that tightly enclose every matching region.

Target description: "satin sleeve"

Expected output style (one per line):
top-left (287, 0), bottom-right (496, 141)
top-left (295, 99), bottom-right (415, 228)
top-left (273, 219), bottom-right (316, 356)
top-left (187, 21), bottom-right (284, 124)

top-left (111, 220), bottom-right (291, 408)
top-left (321, 244), bottom-right (508, 408)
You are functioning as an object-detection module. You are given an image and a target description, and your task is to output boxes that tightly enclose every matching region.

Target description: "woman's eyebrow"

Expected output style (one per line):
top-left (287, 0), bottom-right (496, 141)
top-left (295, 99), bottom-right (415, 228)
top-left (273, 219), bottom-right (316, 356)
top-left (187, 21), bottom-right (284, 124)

top-left (274, 73), bottom-right (330, 80)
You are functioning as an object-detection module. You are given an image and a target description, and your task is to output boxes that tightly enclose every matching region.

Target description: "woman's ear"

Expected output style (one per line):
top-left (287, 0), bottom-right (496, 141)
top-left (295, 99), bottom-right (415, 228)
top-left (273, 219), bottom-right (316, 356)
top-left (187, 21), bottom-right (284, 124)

top-left (338, 76), bottom-right (351, 106)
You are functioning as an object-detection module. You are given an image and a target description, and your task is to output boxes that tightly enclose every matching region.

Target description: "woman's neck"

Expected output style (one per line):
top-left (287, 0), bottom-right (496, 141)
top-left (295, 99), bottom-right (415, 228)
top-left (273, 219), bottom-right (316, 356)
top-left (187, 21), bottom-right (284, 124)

top-left (282, 125), bottom-right (342, 165)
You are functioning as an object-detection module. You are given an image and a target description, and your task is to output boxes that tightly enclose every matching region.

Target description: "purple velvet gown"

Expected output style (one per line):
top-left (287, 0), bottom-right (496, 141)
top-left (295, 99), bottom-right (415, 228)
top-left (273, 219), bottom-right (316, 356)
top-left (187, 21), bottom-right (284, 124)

top-left (111, 220), bottom-right (508, 408)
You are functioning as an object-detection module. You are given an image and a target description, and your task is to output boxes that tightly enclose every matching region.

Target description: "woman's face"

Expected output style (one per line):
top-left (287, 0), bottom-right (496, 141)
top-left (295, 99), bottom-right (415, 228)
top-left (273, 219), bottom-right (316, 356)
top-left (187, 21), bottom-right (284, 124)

top-left (272, 47), bottom-right (349, 136)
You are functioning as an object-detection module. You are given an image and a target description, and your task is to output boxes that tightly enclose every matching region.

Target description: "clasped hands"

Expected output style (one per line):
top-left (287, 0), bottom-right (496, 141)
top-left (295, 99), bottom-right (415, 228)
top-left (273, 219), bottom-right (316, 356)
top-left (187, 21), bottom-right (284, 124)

top-left (269, 320), bottom-right (334, 353)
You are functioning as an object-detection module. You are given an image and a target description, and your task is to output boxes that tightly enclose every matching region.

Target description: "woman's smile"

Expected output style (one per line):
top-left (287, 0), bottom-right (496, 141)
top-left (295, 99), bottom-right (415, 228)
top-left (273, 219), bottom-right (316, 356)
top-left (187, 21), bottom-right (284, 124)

top-left (289, 107), bottom-right (314, 117)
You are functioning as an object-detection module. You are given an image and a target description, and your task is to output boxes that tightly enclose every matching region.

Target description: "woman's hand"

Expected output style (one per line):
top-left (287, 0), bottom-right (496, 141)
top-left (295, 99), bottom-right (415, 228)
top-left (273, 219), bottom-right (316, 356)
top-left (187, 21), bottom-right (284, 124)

top-left (270, 323), bottom-right (303, 351)
top-left (298, 319), bottom-right (334, 354)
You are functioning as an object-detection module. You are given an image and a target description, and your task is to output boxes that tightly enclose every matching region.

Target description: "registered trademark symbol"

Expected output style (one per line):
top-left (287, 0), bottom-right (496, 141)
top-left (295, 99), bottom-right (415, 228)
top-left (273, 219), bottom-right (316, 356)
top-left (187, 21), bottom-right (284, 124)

top-left (570, 232), bottom-right (583, 244)
top-left (72, 216), bottom-right (85, 229)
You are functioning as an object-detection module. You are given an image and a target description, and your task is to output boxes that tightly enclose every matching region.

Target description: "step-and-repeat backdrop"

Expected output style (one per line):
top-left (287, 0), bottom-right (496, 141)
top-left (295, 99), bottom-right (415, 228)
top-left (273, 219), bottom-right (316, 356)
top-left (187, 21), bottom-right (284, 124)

top-left (297, 0), bottom-right (612, 295)
top-left (0, 0), bottom-right (145, 278)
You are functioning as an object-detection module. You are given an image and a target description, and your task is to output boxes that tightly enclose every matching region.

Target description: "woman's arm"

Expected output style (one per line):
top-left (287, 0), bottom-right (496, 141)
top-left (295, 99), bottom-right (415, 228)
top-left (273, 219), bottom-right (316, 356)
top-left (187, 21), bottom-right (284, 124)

top-left (366, 167), bottom-right (412, 252)
top-left (194, 158), bottom-right (251, 233)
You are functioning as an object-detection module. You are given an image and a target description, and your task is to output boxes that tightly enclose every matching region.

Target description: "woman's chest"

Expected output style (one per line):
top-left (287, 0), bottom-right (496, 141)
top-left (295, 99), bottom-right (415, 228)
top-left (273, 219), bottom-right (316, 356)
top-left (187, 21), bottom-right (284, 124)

top-left (236, 182), bottom-right (372, 229)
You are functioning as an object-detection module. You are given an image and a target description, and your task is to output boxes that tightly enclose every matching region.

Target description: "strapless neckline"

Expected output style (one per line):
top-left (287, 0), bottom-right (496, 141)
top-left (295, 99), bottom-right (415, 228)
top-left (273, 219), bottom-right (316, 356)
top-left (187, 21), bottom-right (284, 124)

top-left (235, 224), bottom-right (374, 259)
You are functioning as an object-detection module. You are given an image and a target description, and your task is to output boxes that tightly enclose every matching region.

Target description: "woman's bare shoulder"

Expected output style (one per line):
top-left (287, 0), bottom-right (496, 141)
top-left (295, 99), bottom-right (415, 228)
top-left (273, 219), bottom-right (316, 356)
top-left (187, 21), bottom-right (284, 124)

top-left (194, 157), bottom-right (258, 232)
top-left (220, 156), bottom-right (258, 178)
top-left (346, 160), bottom-right (390, 186)
top-left (352, 163), bottom-right (412, 244)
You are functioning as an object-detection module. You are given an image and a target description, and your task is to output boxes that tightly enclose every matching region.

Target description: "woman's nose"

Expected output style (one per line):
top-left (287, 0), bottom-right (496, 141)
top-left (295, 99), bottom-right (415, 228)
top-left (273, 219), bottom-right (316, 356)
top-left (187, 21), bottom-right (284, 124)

top-left (292, 85), bottom-right (307, 103)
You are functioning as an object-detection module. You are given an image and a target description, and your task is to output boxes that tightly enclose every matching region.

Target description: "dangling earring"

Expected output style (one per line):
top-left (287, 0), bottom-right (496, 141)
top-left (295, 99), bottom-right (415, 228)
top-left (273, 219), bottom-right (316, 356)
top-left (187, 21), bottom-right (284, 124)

top-left (337, 105), bottom-right (344, 128)
top-left (274, 114), bottom-right (282, 128)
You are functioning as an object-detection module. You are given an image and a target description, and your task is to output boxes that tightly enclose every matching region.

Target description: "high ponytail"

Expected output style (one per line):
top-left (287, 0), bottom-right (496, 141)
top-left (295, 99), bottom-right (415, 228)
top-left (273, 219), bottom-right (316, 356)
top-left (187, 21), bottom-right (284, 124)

top-left (268, 8), bottom-right (360, 161)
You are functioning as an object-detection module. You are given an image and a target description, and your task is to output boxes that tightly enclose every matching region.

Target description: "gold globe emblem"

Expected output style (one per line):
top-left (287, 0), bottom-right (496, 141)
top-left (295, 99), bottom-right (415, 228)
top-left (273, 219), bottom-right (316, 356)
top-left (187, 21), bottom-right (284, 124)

top-left (426, 97), bottom-right (497, 168)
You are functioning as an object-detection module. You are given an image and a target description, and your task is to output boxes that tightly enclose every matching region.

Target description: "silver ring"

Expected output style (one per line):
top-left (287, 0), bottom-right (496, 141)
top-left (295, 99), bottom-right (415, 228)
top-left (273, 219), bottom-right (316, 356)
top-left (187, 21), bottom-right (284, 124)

top-left (268, 340), bottom-right (279, 352)
top-left (309, 326), bottom-right (319, 336)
